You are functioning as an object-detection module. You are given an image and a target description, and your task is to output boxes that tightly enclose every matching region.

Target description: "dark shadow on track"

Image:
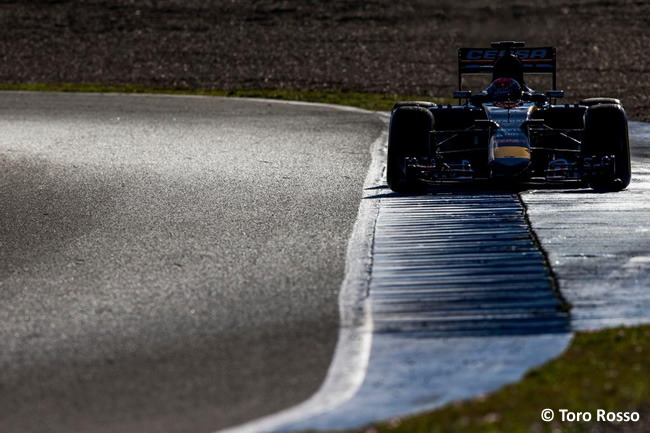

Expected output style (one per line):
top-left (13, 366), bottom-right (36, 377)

top-left (0, 153), bottom-right (118, 282)
top-left (367, 186), bottom-right (571, 338)
top-left (364, 181), bottom-right (628, 199)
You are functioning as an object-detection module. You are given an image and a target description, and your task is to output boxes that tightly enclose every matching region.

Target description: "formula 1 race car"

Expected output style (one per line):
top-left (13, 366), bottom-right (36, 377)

top-left (387, 41), bottom-right (631, 192)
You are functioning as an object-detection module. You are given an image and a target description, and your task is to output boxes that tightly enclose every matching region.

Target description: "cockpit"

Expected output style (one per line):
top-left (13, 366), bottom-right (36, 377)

top-left (471, 53), bottom-right (545, 106)
top-left (486, 77), bottom-right (523, 102)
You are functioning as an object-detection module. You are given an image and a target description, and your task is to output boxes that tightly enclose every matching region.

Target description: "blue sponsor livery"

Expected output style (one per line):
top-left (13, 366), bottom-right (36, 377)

top-left (465, 49), bottom-right (549, 60)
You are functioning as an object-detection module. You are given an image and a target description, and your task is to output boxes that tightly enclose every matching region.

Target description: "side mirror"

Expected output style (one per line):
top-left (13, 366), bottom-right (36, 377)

top-left (545, 90), bottom-right (565, 99)
top-left (454, 90), bottom-right (472, 104)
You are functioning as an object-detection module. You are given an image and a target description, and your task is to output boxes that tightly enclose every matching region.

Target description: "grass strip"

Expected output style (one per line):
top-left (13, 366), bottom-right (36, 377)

top-left (0, 82), bottom-right (452, 112)
top-left (352, 325), bottom-right (649, 433)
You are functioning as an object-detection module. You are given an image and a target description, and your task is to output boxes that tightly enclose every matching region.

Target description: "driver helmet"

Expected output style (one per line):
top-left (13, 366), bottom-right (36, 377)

top-left (487, 77), bottom-right (523, 102)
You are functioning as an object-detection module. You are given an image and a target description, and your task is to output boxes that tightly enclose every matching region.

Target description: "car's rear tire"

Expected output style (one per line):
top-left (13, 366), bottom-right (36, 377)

top-left (387, 106), bottom-right (434, 193)
top-left (582, 103), bottom-right (631, 190)
top-left (580, 97), bottom-right (621, 107)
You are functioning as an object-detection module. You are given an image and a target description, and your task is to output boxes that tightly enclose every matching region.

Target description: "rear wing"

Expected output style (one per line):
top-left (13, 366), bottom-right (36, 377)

top-left (458, 44), bottom-right (556, 90)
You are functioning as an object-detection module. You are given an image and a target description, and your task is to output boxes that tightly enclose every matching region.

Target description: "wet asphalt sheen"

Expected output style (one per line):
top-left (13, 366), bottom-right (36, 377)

top-left (0, 92), bottom-right (384, 433)
top-left (522, 121), bottom-right (650, 330)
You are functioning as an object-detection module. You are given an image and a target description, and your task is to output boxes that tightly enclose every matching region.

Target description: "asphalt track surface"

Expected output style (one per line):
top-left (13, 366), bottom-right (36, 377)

top-left (0, 92), bottom-right (384, 433)
top-left (3, 93), bottom-right (649, 433)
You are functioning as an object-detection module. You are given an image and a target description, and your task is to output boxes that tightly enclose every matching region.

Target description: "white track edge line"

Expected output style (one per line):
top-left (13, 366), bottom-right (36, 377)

top-left (217, 116), bottom-right (388, 433)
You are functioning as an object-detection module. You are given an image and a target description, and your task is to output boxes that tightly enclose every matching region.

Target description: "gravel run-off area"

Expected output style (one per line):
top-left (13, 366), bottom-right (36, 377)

top-left (0, 0), bottom-right (647, 120)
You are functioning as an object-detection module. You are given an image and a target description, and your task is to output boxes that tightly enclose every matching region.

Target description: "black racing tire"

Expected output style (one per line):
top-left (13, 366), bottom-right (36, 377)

top-left (580, 97), bottom-right (621, 107)
top-left (392, 100), bottom-right (437, 111)
top-left (387, 106), bottom-right (434, 193)
top-left (582, 103), bottom-right (631, 190)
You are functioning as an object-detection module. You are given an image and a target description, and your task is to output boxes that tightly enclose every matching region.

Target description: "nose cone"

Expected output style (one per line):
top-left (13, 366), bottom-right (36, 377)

top-left (490, 146), bottom-right (531, 177)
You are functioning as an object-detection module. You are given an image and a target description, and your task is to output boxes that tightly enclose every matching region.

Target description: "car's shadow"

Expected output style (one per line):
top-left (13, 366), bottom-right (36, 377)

top-left (364, 181), bottom-right (625, 199)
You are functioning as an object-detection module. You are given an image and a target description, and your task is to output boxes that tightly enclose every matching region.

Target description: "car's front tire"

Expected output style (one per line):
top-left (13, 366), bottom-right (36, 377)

top-left (387, 106), bottom-right (434, 193)
top-left (581, 103), bottom-right (631, 190)
top-left (579, 97), bottom-right (621, 107)
top-left (392, 101), bottom-right (437, 110)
